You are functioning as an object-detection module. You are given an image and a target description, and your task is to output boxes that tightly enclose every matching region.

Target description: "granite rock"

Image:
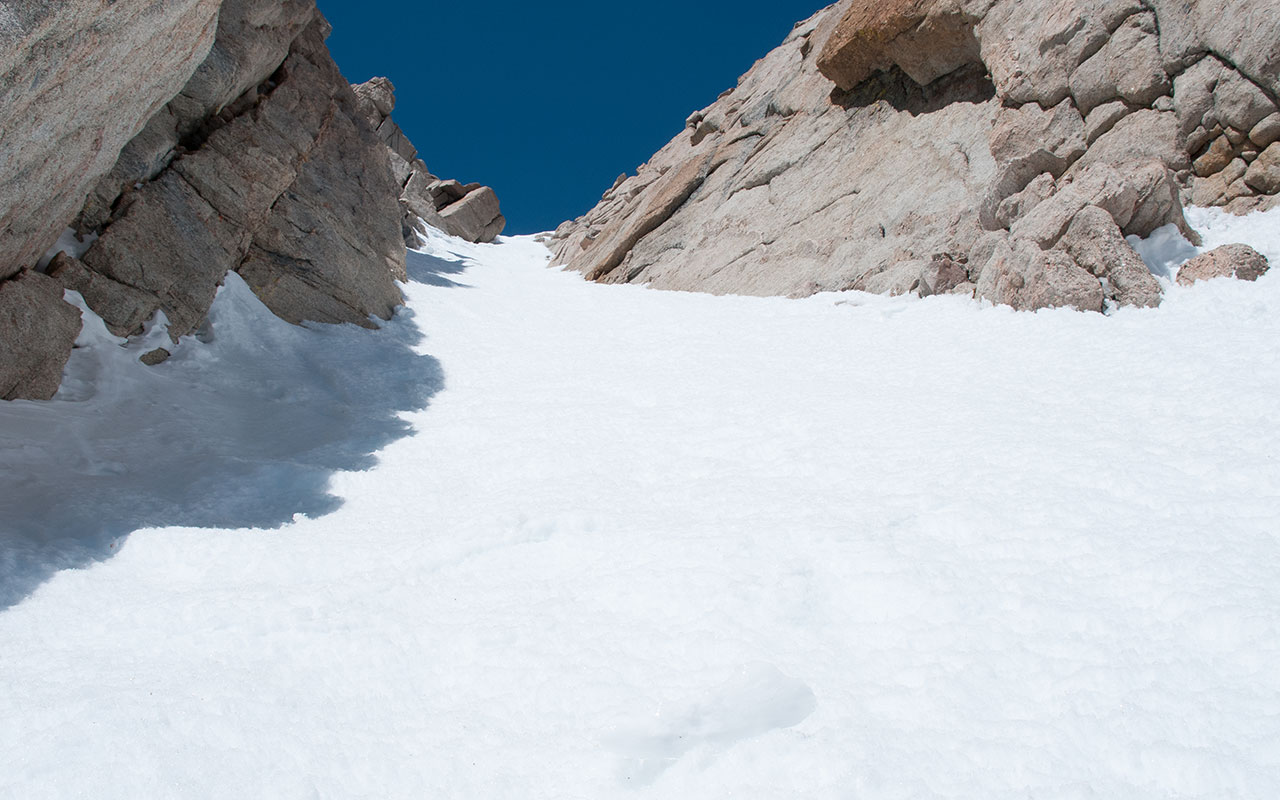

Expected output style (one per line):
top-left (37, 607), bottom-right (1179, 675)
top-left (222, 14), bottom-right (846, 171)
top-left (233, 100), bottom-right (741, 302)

top-left (0, 0), bottom-right (222, 281)
top-left (1176, 244), bottom-right (1271, 285)
top-left (349, 78), bottom-right (507, 244)
top-left (0, 271), bottom-right (82, 401)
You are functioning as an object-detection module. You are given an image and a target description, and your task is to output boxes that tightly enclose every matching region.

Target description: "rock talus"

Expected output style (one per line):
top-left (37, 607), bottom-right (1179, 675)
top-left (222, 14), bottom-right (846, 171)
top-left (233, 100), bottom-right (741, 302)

top-left (550, 0), bottom-right (1280, 312)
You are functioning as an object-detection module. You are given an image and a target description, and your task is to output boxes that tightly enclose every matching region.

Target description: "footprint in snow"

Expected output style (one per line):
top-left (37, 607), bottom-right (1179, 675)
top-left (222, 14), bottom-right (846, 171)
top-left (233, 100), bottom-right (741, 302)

top-left (603, 663), bottom-right (816, 785)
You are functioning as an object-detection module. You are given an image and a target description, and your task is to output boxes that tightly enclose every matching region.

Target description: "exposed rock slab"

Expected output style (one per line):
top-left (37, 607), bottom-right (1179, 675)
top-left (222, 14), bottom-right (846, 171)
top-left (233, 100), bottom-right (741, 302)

top-left (0, 0), bottom-right (222, 281)
top-left (72, 15), bottom-right (406, 338)
top-left (554, 9), bottom-right (1000, 299)
top-left (1059, 205), bottom-right (1162, 308)
top-left (551, 0), bottom-right (1280, 313)
top-left (76, 0), bottom-right (318, 232)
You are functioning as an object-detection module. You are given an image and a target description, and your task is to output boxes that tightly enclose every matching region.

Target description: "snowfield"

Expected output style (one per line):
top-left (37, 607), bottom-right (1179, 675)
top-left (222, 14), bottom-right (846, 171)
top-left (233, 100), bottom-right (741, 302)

top-left (2, 208), bottom-right (1280, 798)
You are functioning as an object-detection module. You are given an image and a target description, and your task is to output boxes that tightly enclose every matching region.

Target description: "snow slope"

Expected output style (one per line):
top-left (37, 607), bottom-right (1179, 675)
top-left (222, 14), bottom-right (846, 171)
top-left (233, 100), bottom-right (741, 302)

top-left (2, 208), bottom-right (1280, 798)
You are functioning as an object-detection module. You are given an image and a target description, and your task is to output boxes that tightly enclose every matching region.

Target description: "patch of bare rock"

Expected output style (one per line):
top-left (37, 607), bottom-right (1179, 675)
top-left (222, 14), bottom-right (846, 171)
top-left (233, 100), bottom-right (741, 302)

top-left (550, 0), bottom-right (1278, 313)
top-left (0, 0), bottom-right (504, 400)
top-left (1176, 244), bottom-right (1271, 285)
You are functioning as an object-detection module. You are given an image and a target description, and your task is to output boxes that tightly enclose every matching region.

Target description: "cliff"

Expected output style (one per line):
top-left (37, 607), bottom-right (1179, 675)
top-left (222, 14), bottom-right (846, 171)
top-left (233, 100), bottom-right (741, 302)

top-left (0, 0), bottom-right (504, 401)
top-left (550, 0), bottom-right (1278, 310)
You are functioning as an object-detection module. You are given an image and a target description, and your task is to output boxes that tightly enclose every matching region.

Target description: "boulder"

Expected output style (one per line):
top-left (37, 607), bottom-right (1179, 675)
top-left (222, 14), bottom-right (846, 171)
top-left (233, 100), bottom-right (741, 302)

top-left (974, 233), bottom-right (1104, 312)
top-left (0, 271), bottom-right (82, 401)
top-left (816, 0), bottom-right (983, 91)
top-left (437, 187), bottom-right (508, 245)
top-left (139, 348), bottom-right (172, 367)
top-left (1194, 136), bottom-right (1237, 178)
top-left (349, 77), bottom-right (507, 245)
top-left (1244, 143), bottom-right (1280, 195)
top-left (1176, 244), bottom-right (1271, 285)
top-left (917, 255), bottom-right (972, 296)
top-left (1058, 205), bottom-right (1162, 308)
top-left (1250, 114), bottom-right (1280, 149)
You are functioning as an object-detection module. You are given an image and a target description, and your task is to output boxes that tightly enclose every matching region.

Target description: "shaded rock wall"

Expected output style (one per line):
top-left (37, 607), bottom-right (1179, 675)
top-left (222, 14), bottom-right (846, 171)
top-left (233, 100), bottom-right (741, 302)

top-left (0, 0), bottom-right (504, 400)
top-left (550, 0), bottom-right (1280, 312)
top-left (63, 10), bottom-right (407, 340)
top-left (0, 0), bottom-right (223, 282)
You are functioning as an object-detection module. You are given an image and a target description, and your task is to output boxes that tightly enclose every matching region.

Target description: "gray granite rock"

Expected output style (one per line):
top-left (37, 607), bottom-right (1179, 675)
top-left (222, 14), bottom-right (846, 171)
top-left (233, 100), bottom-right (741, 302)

top-left (78, 17), bottom-right (406, 337)
top-left (0, 0), bottom-right (222, 281)
top-left (76, 0), bottom-right (317, 232)
top-left (0, 271), bottom-right (82, 401)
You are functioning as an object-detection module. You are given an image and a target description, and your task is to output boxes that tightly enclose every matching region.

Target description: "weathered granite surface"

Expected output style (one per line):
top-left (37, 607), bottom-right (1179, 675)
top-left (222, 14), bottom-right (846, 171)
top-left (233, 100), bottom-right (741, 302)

top-left (0, 270), bottom-right (82, 402)
top-left (0, 0), bottom-right (465, 400)
top-left (0, 0), bottom-right (222, 282)
top-left (73, 13), bottom-right (407, 338)
top-left (550, 0), bottom-right (1279, 311)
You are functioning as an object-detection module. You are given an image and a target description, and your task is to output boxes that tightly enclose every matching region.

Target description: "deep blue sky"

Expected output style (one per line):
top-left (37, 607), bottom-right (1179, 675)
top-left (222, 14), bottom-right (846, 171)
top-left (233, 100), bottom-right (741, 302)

top-left (317, 1), bottom-right (826, 234)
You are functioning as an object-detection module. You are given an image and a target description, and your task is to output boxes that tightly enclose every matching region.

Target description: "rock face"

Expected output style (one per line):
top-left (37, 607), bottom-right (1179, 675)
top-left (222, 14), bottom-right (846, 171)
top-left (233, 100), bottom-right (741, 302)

top-left (550, 0), bottom-right (1280, 311)
top-left (351, 78), bottom-right (507, 245)
top-left (0, 0), bottom-right (223, 283)
top-left (1, 0), bottom-right (504, 400)
top-left (0, 0), bottom-right (218, 401)
top-left (66, 6), bottom-right (407, 339)
top-left (0, 271), bottom-right (83, 402)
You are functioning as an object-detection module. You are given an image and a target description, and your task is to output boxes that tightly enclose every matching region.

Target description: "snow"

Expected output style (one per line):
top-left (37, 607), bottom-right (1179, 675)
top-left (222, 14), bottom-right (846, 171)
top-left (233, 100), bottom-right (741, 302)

top-left (3, 208), bottom-right (1280, 798)
top-left (35, 227), bottom-right (98, 271)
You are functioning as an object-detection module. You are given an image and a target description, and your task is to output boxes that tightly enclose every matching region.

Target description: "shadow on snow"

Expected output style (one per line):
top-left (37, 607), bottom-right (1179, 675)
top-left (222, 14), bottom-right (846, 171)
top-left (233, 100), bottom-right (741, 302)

top-left (405, 247), bottom-right (474, 288)
top-left (0, 248), bottom-right (468, 610)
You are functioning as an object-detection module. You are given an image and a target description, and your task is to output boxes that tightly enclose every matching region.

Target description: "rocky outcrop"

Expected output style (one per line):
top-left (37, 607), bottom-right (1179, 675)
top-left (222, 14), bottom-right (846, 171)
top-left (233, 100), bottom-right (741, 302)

top-left (1176, 244), bottom-right (1271, 285)
top-left (62, 5), bottom-right (407, 340)
top-left (351, 78), bottom-right (506, 245)
top-left (550, 0), bottom-right (1280, 312)
top-left (0, 0), bottom-right (219, 400)
top-left (1, 0), bottom-right (503, 401)
top-left (0, 0), bottom-right (223, 283)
